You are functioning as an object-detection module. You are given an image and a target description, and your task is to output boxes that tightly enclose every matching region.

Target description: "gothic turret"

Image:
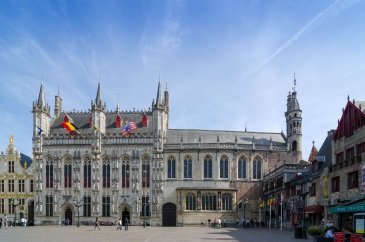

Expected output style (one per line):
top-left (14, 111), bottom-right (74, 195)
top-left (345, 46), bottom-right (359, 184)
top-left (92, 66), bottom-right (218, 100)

top-left (285, 74), bottom-right (302, 159)
top-left (152, 81), bottom-right (169, 151)
top-left (54, 86), bottom-right (62, 118)
top-left (91, 82), bottom-right (106, 133)
top-left (32, 83), bottom-right (51, 137)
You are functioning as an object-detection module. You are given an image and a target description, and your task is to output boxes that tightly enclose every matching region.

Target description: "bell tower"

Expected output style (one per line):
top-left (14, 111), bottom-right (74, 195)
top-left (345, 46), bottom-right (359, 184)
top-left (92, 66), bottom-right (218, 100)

top-left (32, 83), bottom-right (51, 137)
top-left (285, 74), bottom-right (302, 160)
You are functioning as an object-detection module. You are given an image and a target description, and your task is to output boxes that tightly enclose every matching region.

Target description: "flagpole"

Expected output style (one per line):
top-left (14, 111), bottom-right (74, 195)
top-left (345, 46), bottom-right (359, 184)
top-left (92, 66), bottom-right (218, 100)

top-left (269, 201), bottom-right (271, 230)
top-left (280, 201), bottom-right (283, 230)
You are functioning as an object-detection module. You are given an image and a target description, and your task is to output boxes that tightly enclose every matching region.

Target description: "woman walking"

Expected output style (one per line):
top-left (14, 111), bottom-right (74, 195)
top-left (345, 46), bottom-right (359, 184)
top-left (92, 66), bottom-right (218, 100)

top-left (94, 217), bottom-right (100, 231)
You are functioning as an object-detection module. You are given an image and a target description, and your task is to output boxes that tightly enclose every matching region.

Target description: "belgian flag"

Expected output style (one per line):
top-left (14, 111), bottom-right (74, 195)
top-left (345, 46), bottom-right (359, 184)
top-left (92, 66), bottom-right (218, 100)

top-left (61, 121), bottom-right (78, 136)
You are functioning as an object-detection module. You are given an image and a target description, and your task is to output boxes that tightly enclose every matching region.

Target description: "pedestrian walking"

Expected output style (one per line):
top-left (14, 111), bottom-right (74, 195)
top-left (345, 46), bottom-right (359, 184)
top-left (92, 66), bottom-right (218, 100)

top-left (94, 217), bottom-right (100, 231)
top-left (5, 215), bottom-right (8, 229)
top-left (0, 217), bottom-right (3, 229)
top-left (124, 217), bottom-right (129, 231)
top-left (117, 218), bottom-right (122, 230)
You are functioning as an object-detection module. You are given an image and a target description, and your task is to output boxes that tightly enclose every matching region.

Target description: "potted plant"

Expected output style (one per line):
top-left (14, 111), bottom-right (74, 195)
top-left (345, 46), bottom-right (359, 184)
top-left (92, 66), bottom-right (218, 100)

top-left (307, 226), bottom-right (324, 242)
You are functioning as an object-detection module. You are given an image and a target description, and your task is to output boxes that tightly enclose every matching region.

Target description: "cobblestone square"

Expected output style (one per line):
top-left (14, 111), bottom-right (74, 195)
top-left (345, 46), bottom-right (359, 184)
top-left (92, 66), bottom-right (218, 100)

top-left (1, 225), bottom-right (303, 242)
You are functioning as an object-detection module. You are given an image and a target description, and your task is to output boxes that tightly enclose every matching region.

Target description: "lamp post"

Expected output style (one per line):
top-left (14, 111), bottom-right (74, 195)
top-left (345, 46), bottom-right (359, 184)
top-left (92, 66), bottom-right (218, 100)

top-left (73, 198), bottom-right (82, 227)
top-left (11, 198), bottom-right (20, 226)
top-left (243, 198), bottom-right (248, 227)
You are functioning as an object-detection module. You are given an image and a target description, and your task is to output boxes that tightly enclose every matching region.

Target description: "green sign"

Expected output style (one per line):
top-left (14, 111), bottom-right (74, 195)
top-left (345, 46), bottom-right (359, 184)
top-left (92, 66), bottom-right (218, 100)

top-left (330, 203), bottom-right (365, 214)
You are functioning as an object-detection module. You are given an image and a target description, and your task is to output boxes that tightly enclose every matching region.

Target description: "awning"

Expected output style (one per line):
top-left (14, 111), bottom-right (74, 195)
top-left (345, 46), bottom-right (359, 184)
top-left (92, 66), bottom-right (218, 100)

top-left (330, 201), bottom-right (365, 214)
top-left (305, 205), bottom-right (323, 214)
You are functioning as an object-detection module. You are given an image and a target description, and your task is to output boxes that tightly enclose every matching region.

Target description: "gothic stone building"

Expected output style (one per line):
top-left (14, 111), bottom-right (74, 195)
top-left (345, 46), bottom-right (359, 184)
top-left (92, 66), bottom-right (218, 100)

top-left (0, 135), bottom-right (34, 224)
top-left (32, 82), bottom-right (302, 226)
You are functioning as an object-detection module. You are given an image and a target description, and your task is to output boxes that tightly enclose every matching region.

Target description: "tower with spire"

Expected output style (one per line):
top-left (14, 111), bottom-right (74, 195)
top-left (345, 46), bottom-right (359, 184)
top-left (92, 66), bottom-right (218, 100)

top-left (91, 82), bottom-right (106, 134)
top-left (152, 81), bottom-right (169, 151)
top-left (285, 74), bottom-right (303, 160)
top-left (32, 83), bottom-right (51, 137)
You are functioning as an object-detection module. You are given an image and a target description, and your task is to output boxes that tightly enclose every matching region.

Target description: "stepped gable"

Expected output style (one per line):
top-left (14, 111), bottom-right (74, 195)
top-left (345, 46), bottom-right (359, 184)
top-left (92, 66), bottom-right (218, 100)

top-left (166, 129), bottom-right (286, 145)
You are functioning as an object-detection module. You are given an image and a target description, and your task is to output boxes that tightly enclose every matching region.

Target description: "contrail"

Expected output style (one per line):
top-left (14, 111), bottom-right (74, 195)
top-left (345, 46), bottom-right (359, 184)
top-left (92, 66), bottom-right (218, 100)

top-left (250, 0), bottom-right (361, 75)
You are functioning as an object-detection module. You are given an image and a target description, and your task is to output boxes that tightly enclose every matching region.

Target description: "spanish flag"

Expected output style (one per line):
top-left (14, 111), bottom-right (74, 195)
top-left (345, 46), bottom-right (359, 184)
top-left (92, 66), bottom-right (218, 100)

top-left (61, 121), bottom-right (78, 135)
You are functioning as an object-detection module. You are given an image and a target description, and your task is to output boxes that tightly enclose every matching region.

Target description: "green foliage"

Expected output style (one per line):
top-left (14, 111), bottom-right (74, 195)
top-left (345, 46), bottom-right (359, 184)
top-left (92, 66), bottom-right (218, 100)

top-left (307, 226), bottom-right (324, 236)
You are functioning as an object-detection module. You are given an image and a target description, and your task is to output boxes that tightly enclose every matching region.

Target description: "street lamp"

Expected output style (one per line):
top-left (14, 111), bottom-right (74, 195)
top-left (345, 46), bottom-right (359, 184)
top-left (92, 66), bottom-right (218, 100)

top-left (73, 198), bottom-right (82, 227)
top-left (243, 198), bottom-right (248, 227)
top-left (11, 198), bottom-right (20, 226)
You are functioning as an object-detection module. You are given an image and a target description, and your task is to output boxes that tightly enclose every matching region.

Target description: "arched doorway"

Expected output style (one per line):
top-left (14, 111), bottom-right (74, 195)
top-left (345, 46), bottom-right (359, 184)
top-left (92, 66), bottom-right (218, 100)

top-left (122, 208), bottom-right (130, 226)
top-left (162, 203), bottom-right (176, 226)
top-left (65, 207), bottom-right (73, 225)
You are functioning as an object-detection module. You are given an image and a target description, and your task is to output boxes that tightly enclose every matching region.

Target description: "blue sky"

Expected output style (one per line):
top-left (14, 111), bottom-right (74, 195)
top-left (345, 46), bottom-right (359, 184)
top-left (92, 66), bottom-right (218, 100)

top-left (0, 0), bottom-right (365, 160)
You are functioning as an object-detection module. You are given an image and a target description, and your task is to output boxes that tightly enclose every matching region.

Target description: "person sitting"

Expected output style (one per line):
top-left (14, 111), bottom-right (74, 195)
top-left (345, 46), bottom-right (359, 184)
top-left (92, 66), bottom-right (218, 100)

top-left (324, 227), bottom-right (334, 241)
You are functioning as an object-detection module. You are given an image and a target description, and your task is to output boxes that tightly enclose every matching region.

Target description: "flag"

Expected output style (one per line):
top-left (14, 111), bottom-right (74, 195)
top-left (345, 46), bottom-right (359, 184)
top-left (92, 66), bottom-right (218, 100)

top-left (61, 121), bottom-right (78, 135)
top-left (122, 121), bottom-right (137, 136)
top-left (35, 125), bottom-right (43, 136)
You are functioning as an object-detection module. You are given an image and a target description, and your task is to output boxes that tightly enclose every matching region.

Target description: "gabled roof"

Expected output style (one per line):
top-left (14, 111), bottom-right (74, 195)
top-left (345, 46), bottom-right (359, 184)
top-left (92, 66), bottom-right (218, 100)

top-left (334, 99), bottom-right (365, 141)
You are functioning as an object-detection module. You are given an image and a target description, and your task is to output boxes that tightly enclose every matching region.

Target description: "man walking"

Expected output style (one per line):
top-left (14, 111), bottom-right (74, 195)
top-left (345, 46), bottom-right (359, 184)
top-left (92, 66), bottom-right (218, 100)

top-left (124, 217), bottom-right (129, 231)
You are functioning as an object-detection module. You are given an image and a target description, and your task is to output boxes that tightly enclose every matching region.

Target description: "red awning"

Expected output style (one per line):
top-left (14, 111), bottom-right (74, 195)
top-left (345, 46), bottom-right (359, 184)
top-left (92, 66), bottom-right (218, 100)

top-left (305, 205), bottom-right (323, 214)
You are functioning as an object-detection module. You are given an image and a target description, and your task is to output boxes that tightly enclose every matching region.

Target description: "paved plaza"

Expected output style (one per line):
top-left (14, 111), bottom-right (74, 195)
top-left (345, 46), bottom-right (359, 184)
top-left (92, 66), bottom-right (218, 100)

top-left (0, 225), bottom-right (305, 242)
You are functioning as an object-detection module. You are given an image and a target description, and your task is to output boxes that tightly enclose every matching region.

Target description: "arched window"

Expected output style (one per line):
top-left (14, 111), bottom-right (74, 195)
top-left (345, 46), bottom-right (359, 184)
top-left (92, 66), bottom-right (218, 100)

top-left (185, 193), bottom-right (196, 210)
top-left (64, 156), bottom-right (72, 188)
top-left (184, 156), bottom-right (192, 179)
top-left (167, 156), bottom-right (176, 179)
top-left (46, 156), bottom-right (53, 188)
top-left (102, 156), bottom-right (111, 188)
top-left (292, 141), bottom-right (298, 151)
top-left (253, 156), bottom-right (262, 179)
top-left (204, 155), bottom-right (213, 179)
top-left (220, 155), bottom-right (229, 179)
top-left (142, 155), bottom-right (150, 188)
top-left (238, 156), bottom-right (247, 179)
top-left (221, 193), bottom-right (232, 210)
top-left (83, 157), bottom-right (91, 188)
top-left (122, 156), bottom-right (130, 188)
top-left (202, 193), bottom-right (216, 210)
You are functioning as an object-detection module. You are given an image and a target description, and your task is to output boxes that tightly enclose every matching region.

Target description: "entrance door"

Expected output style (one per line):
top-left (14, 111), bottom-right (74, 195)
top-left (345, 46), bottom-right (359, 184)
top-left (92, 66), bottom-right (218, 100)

top-left (28, 201), bottom-right (34, 226)
top-left (162, 203), bottom-right (176, 226)
top-left (65, 208), bottom-right (73, 225)
top-left (122, 208), bottom-right (130, 226)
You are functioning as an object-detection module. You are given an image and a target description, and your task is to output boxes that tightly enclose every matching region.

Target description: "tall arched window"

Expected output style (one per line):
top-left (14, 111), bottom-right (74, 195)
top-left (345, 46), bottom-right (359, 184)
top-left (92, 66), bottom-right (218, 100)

top-left (253, 156), bottom-right (262, 179)
top-left (202, 193), bottom-right (216, 210)
top-left (220, 155), bottom-right (229, 179)
top-left (221, 193), bottom-right (232, 210)
top-left (83, 157), bottom-right (91, 188)
top-left (64, 156), bottom-right (72, 188)
top-left (167, 156), bottom-right (176, 179)
top-left (292, 141), bottom-right (298, 151)
top-left (46, 156), bottom-right (53, 188)
top-left (122, 156), bottom-right (130, 188)
top-left (204, 155), bottom-right (212, 179)
top-left (103, 156), bottom-right (111, 188)
top-left (238, 156), bottom-right (247, 179)
top-left (184, 156), bottom-right (192, 179)
top-left (142, 155), bottom-right (150, 188)
top-left (186, 193), bottom-right (196, 210)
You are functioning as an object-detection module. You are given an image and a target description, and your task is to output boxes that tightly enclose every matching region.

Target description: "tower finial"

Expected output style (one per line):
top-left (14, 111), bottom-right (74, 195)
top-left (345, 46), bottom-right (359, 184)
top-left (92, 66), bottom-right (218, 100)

top-left (312, 140), bottom-right (315, 147)
top-left (293, 73), bottom-right (296, 92)
top-left (245, 121), bottom-right (247, 132)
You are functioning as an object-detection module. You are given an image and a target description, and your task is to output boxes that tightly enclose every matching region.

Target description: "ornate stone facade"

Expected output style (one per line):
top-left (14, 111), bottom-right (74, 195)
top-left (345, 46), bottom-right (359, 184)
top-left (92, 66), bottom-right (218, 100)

top-left (0, 135), bottom-right (34, 224)
top-left (32, 81), bottom-right (302, 226)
